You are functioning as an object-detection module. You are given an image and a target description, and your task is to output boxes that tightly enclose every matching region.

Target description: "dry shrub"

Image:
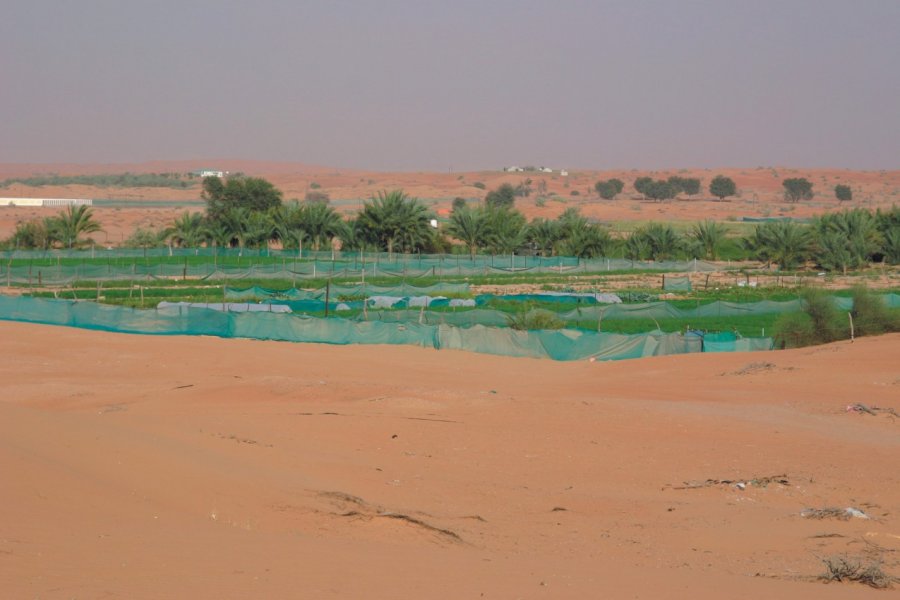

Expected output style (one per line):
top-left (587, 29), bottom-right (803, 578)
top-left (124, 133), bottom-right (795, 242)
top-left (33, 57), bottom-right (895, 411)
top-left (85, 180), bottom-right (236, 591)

top-left (819, 555), bottom-right (896, 589)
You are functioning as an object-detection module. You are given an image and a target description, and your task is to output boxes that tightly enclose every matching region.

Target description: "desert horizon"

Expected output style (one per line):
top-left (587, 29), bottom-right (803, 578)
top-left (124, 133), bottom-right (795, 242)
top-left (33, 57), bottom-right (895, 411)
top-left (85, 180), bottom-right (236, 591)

top-left (4, 1), bottom-right (899, 596)
top-left (1, 161), bottom-right (898, 245)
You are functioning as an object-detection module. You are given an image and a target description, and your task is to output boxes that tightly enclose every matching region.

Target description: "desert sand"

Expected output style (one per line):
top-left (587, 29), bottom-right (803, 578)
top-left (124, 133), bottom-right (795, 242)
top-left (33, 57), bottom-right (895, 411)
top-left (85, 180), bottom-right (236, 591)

top-left (1, 321), bottom-right (898, 598)
top-left (1, 161), bottom-right (899, 243)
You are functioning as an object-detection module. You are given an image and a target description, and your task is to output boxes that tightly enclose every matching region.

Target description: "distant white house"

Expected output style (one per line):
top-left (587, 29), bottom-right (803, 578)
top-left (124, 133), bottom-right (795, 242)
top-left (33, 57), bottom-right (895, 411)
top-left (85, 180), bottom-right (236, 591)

top-left (539, 167), bottom-right (553, 173)
top-left (192, 168), bottom-right (226, 178)
top-left (504, 166), bottom-right (524, 172)
top-left (0, 197), bottom-right (92, 207)
top-left (560, 169), bottom-right (569, 177)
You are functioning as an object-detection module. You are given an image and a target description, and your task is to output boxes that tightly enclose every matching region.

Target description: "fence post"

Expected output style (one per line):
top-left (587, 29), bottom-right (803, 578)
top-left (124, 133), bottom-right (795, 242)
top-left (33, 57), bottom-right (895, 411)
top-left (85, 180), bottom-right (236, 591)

top-left (324, 280), bottom-right (331, 318)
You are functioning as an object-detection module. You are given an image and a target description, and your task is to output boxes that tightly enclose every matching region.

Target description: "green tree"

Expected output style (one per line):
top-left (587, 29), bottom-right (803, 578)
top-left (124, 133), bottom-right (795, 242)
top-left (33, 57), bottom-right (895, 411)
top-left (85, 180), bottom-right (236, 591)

top-left (295, 201), bottom-right (344, 251)
top-left (875, 206), bottom-right (900, 263)
top-left (7, 219), bottom-right (53, 249)
top-left (709, 175), bottom-right (736, 201)
top-left (633, 176), bottom-right (653, 197)
top-left (205, 220), bottom-right (234, 250)
top-left (834, 184), bottom-right (852, 202)
top-left (742, 221), bottom-right (812, 270)
top-left (242, 211), bottom-right (276, 250)
top-left (168, 212), bottom-right (207, 249)
top-left (484, 183), bottom-right (516, 209)
top-left (609, 178), bottom-right (625, 195)
top-left (203, 175), bottom-right (283, 222)
top-left (218, 207), bottom-right (251, 252)
top-left (485, 208), bottom-right (527, 256)
top-left (644, 180), bottom-right (678, 203)
top-left (356, 190), bottom-right (432, 257)
top-left (813, 209), bottom-right (882, 273)
top-left (636, 223), bottom-right (683, 260)
top-left (624, 232), bottom-right (650, 264)
top-left (689, 220), bottom-right (729, 260)
top-left (446, 205), bottom-right (489, 258)
top-left (47, 205), bottom-right (103, 249)
top-left (668, 176), bottom-right (701, 196)
top-left (782, 177), bottom-right (814, 203)
top-left (124, 227), bottom-right (169, 256)
top-left (557, 207), bottom-right (616, 258)
top-left (594, 178), bottom-right (624, 200)
top-left (526, 218), bottom-right (562, 257)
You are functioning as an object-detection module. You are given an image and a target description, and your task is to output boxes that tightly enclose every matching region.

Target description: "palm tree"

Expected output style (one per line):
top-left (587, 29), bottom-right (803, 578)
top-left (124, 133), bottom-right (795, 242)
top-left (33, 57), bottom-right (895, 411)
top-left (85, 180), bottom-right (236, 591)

top-left (743, 221), bottom-right (812, 271)
top-left (690, 220), bottom-right (728, 260)
top-left (273, 202), bottom-right (306, 252)
top-left (205, 220), bottom-right (233, 250)
top-left (447, 206), bottom-right (490, 259)
top-left (300, 201), bottom-right (345, 251)
top-left (124, 227), bottom-right (169, 258)
top-left (553, 208), bottom-right (613, 258)
top-left (813, 209), bottom-right (882, 273)
top-left (168, 211), bottom-right (207, 251)
top-left (356, 190), bottom-right (432, 258)
top-left (559, 224), bottom-right (614, 258)
top-left (48, 205), bottom-right (103, 249)
top-left (243, 211), bottom-right (276, 250)
top-left (634, 223), bottom-right (683, 261)
top-left (218, 207), bottom-right (251, 253)
top-left (526, 218), bottom-right (562, 257)
top-left (624, 232), bottom-right (650, 264)
top-left (486, 208), bottom-right (526, 257)
top-left (882, 227), bottom-right (900, 265)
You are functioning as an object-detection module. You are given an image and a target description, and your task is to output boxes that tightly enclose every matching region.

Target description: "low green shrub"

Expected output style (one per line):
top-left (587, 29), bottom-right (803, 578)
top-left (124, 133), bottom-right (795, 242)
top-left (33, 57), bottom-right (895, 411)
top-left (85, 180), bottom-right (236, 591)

top-left (850, 286), bottom-right (900, 336)
top-left (506, 309), bottom-right (564, 331)
top-left (773, 312), bottom-right (816, 348)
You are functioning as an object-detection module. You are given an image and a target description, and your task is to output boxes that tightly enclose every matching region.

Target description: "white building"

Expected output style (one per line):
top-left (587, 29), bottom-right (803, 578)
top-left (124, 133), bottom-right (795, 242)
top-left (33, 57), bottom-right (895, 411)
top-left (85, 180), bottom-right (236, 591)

top-left (0, 197), bottom-right (92, 207)
top-left (193, 169), bottom-right (226, 178)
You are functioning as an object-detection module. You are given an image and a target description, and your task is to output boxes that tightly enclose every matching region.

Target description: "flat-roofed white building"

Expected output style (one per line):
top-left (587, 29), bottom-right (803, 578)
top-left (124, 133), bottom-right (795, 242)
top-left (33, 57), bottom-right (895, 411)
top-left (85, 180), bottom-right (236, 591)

top-left (0, 198), bottom-right (92, 207)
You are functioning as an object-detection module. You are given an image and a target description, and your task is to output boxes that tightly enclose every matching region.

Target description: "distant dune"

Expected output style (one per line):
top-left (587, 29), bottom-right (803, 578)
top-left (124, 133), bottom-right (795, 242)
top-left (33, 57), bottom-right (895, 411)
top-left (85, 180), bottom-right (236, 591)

top-left (1, 161), bottom-right (898, 244)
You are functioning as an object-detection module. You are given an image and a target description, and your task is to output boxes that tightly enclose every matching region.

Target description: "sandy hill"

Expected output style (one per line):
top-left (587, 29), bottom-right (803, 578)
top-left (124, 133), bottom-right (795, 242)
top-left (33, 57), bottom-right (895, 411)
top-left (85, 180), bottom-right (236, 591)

top-left (1, 321), bottom-right (898, 598)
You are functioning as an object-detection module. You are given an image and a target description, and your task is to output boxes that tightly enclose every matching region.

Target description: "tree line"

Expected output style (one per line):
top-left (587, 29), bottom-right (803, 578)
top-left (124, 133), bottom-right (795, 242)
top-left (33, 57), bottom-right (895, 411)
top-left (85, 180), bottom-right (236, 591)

top-left (3, 175), bottom-right (897, 272)
top-left (593, 174), bottom-right (853, 203)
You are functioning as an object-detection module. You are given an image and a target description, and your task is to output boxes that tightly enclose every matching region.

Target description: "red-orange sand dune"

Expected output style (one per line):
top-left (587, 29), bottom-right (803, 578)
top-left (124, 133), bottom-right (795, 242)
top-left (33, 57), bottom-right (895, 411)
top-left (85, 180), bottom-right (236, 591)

top-left (2, 322), bottom-right (898, 598)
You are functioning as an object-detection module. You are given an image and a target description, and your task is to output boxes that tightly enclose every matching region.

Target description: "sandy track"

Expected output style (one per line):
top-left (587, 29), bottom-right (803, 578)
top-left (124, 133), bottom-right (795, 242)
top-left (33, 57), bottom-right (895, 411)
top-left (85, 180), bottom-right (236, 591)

top-left (1, 322), bottom-right (898, 598)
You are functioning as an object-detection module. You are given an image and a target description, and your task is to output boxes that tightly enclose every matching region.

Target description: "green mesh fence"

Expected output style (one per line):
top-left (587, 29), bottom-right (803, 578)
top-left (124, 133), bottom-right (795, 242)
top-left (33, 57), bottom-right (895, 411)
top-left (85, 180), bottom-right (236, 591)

top-left (0, 249), bottom-right (724, 285)
top-left (223, 290), bottom-right (900, 329)
top-left (663, 275), bottom-right (692, 291)
top-left (226, 282), bottom-right (470, 301)
top-left (0, 296), bottom-right (773, 361)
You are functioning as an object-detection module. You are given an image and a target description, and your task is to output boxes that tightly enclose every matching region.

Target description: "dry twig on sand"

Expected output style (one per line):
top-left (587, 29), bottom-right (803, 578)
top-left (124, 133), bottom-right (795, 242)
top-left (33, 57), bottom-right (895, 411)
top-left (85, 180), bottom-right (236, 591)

top-left (670, 474), bottom-right (789, 490)
top-left (818, 555), bottom-right (897, 589)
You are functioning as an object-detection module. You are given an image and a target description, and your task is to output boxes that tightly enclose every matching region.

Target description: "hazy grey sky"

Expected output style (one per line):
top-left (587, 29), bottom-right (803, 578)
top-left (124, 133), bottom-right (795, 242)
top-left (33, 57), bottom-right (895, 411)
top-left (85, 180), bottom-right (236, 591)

top-left (2, 0), bottom-right (898, 170)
